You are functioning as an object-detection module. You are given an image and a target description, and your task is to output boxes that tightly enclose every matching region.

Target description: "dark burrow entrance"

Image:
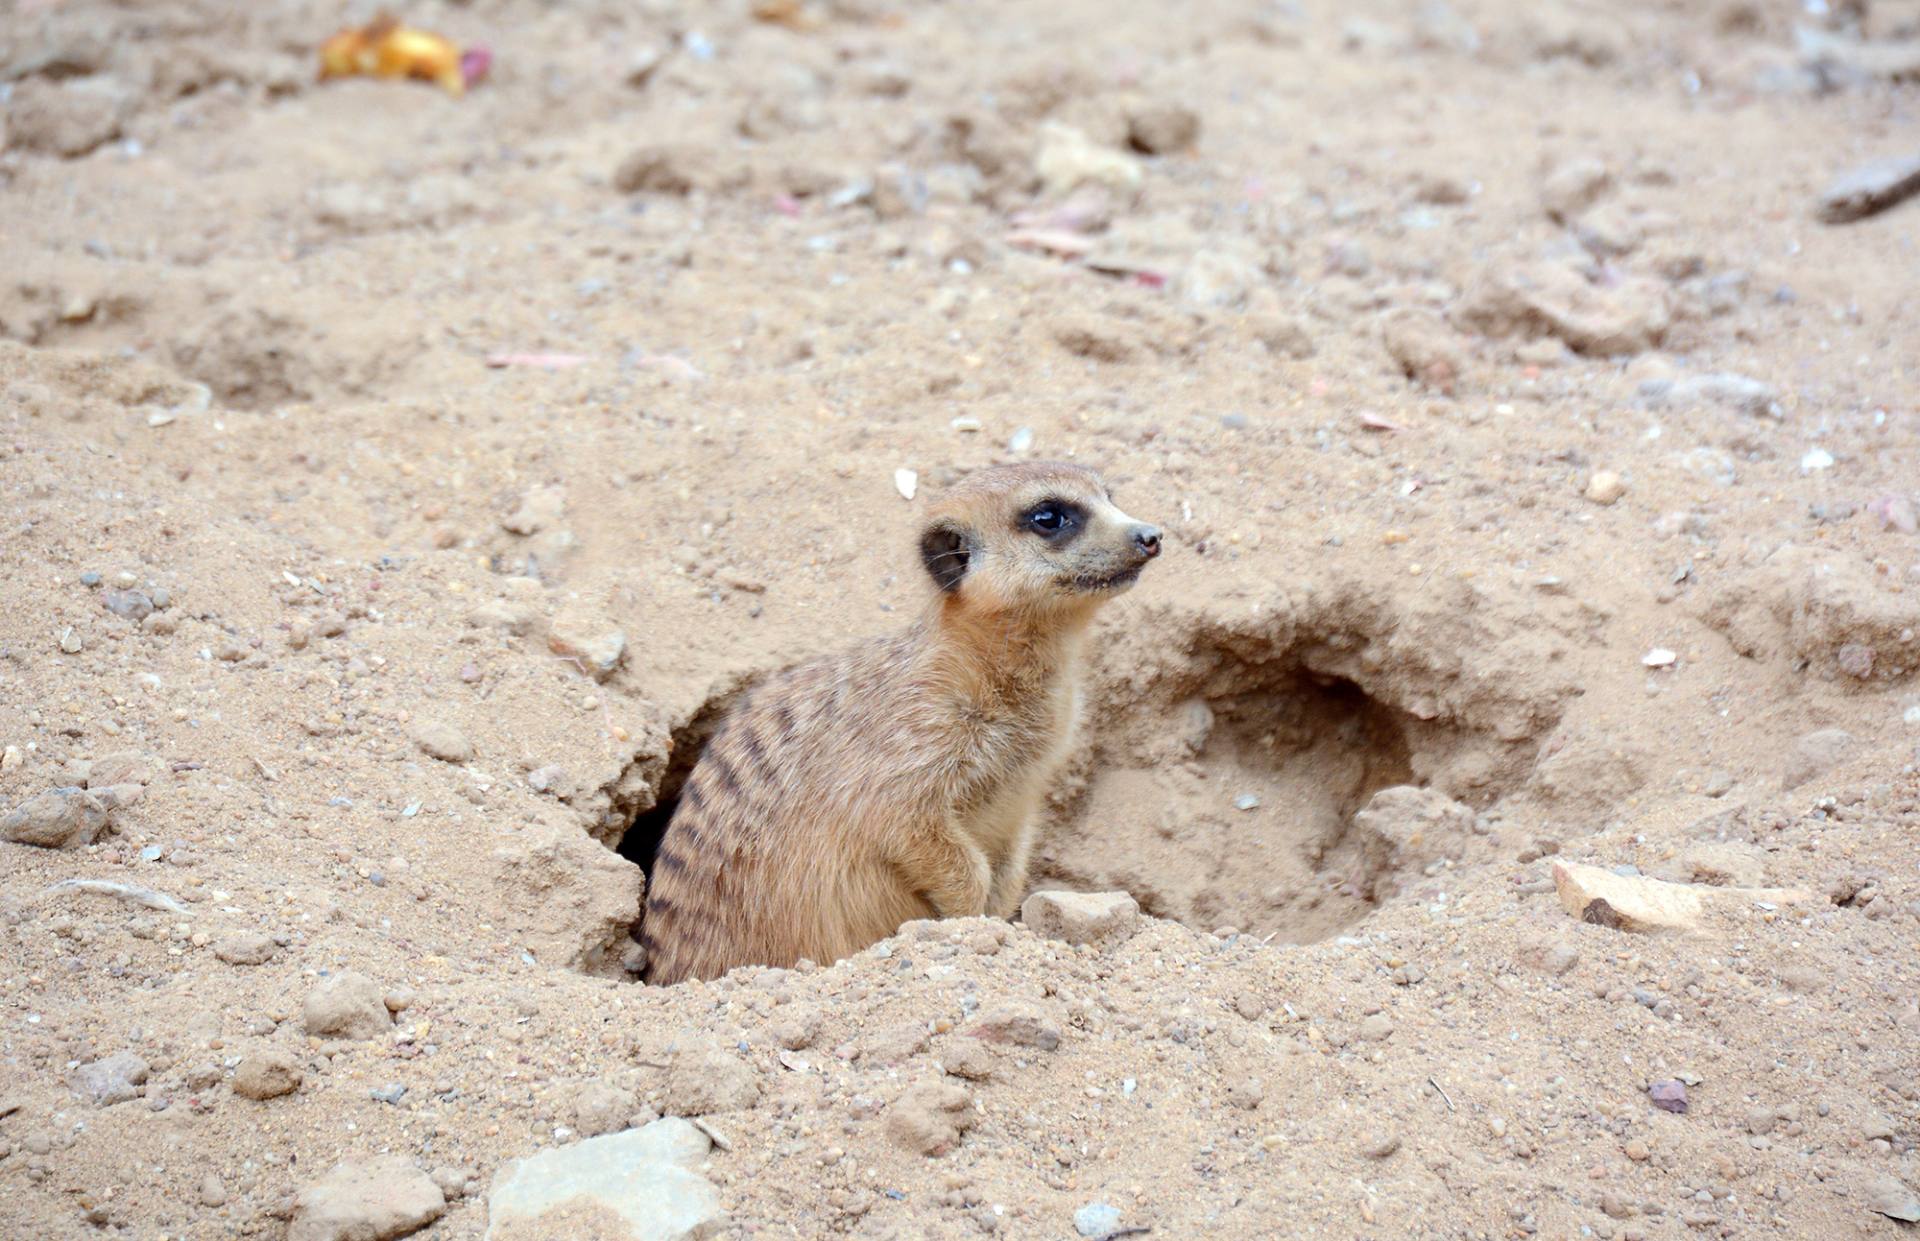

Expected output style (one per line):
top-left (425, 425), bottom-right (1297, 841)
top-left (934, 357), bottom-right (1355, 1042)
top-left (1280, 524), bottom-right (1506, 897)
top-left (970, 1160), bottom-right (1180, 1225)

top-left (1033, 653), bottom-right (1439, 943)
top-left (614, 682), bottom-right (757, 977)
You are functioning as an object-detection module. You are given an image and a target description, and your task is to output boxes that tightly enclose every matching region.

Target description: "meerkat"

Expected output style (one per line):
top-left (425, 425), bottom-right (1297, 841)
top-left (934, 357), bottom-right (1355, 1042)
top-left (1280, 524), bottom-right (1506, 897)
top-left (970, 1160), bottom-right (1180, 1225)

top-left (641, 461), bottom-right (1161, 985)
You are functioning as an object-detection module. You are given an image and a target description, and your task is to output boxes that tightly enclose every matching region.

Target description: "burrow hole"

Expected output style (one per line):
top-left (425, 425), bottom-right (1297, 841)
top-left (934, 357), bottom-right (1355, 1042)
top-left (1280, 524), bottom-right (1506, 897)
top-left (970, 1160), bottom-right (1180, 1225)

top-left (1034, 643), bottom-right (1460, 944)
top-left (616, 638), bottom-right (1470, 961)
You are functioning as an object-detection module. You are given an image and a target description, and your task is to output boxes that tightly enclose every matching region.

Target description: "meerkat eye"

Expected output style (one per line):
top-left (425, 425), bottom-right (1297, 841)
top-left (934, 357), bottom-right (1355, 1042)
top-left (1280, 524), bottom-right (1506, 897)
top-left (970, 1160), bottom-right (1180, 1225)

top-left (1025, 502), bottom-right (1073, 535)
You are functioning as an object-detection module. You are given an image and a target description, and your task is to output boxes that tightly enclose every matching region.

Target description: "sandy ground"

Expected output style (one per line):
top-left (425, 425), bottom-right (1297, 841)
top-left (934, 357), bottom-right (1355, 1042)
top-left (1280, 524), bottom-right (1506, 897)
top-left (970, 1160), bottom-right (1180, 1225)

top-left (4, 0), bottom-right (1920, 1237)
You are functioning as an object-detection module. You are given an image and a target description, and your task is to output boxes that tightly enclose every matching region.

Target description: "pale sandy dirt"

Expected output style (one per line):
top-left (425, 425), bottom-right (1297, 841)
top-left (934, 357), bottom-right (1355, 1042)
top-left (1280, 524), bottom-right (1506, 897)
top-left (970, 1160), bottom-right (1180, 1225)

top-left (3, 0), bottom-right (1920, 1238)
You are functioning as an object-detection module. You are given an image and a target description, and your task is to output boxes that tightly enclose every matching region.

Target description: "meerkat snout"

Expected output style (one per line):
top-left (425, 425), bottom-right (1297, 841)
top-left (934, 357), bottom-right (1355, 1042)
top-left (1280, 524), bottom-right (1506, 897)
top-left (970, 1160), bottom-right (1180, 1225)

top-left (1130, 524), bottom-right (1163, 560)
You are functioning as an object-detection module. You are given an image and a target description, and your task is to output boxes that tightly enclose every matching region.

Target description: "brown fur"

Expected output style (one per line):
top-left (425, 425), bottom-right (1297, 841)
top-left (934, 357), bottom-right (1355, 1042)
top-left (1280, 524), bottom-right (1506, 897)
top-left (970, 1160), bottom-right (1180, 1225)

top-left (642, 462), bottom-right (1161, 984)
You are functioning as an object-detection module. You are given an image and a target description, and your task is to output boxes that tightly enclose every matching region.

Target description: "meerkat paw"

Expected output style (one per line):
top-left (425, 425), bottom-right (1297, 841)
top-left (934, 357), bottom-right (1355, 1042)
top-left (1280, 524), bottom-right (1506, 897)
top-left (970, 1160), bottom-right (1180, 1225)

top-left (927, 847), bottom-right (992, 919)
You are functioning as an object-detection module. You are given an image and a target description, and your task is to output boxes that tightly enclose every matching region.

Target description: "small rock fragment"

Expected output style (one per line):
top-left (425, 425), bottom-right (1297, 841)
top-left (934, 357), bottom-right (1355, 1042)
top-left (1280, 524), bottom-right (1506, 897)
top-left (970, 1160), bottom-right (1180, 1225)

top-left (661, 1043), bottom-right (761, 1116)
top-left (573, 1078), bottom-right (640, 1138)
top-left (86, 751), bottom-right (158, 789)
top-left (1551, 861), bottom-right (1810, 933)
top-left (1868, 494), bottom-right (1919, 535)
top-left (2, 786), bottom-right (112, 849)
top-left (1585, 471), bottom-right (1627, 505)
top-left (101, 589), bottom-right (155, 620)
top-left (1648, 1080), bottom-right (1688, 1114)
top-left (886, 1080), bottom-right (974, 1156)
top-left (1126, 102), bottom-right (1200, 155)
top-left (1517, 936), bottom-right (1581, 975)
top-left (1074, 1201), bottom-right (1125, 1239)
top-left (1380, 307), bottom-right (1466, 392)
top-left (303, 972), bottom-right (393, 1041)
top-left (548, 612), bottom-right (627, 682)
top-left (289, 1156), bottom-right (444, 1241)
top-left (1020, 890), bottom-right (1140, 946)
top-left (937, 1038), bottom-right (997, 1082)
top-left (613, 144), bottom-right (729, 195)
top-left (74, 1051), bottom-right (149, 1106)
top-left (1361, 1132), bottom-right (1402, 1159)
top-left (411, 720), bottom-right (474, 764)
top-left (966, 1005), bottom-right (1061, 1051)
top-left (1035, 122), bottom-right (1143, 195)
top-left (1541, 156), bottom-right (1612, 222)
top-left (501, 485), bottom-right (566, 536)
top-left (1868, 1174), bottom-right (1920, 1223)
top-left (1643, 371), bottom-right (1780, 418)
top-left (213, 931), bottom-right (279, 966)
top-left (233, 1048), bottom-right (305, 1100)
top-left (1817, 153), bottom-right (1920, 224)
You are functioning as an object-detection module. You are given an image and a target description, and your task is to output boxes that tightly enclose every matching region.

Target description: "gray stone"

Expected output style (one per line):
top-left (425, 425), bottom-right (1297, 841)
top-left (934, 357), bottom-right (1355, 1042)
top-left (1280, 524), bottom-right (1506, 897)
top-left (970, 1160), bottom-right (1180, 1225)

top-left (101, 589), bottom-right (155, 620)
top-left (484, 1118), bottom-right (723, 1241)
top-left (1021, 890), bottom-right (1141, 946)
top-left (1075, 1201), bottom-right (1124, 1239)
top-left (1867, 1174), bottom-right (1920, 1223)
top-left (74, 1051), bottom-right (148, 1105)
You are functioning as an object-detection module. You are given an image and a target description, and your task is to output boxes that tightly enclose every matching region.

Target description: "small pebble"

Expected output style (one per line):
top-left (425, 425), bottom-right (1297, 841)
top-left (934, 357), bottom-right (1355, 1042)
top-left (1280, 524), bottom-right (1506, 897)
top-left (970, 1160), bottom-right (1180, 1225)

top-left (1585, 471), bottom-right (1627, 505)
top-left (1074, 1201), bottom-right (1123, 1239)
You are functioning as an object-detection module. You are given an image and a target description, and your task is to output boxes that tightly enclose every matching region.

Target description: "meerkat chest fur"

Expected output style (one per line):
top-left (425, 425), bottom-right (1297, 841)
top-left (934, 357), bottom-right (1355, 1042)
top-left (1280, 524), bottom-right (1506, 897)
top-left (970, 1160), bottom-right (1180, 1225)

top-left (935, 626), bottom-right (1088, 857)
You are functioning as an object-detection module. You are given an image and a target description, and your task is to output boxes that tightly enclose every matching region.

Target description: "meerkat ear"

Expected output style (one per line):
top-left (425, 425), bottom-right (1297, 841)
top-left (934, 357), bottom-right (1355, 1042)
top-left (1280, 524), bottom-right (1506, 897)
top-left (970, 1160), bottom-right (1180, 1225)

top-left (919, 521), bottom-right (973, 593)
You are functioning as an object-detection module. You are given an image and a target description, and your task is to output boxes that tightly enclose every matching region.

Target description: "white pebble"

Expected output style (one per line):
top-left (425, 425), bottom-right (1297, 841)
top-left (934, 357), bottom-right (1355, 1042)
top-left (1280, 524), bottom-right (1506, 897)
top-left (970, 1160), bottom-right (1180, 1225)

top-left (894, 468), bottom-right (918, 501)
top-left (1008, 426), bottom-right (1035, 454)
top-left (1642, 648), bottom-right (1677, 668)
top-left (1800, 448), bottom-right (1835, 472)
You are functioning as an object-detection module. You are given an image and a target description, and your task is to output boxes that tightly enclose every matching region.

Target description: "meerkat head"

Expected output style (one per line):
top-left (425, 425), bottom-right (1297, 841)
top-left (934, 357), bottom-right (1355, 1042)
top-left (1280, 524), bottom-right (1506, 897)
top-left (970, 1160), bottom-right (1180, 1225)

top-left (917, 462), bottom-right (1161, 615)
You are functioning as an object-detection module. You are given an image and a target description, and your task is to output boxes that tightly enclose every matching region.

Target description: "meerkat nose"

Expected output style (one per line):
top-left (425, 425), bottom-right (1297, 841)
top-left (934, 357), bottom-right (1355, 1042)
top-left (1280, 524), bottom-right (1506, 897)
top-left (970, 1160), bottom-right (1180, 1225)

top-left (1130, 524), bottom-right (1162, 560)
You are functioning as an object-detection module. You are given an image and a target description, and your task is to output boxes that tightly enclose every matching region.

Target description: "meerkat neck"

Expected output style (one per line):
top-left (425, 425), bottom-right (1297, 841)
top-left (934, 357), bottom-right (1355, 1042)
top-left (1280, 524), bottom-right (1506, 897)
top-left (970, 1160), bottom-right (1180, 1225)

top-left (921, 599), bottom-right (1092, 709)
